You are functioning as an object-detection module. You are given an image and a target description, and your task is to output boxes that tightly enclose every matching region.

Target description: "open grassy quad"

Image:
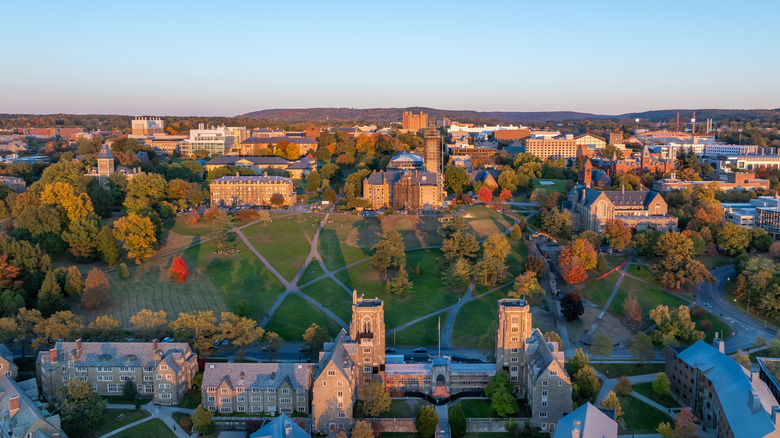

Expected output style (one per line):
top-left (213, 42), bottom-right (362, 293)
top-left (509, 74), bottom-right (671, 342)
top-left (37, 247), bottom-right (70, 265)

top-left (301, 277), bottom-right (352, 323)
top-left (242, 214), bottom-right (324, 280)
top-left (607, 277), bottom-right (688, 321)
top-left (456, 398), bottom-right (493, 418)
top-left (530, 178), bottom-right (572, 195)
top-left (336, 249), bottom-right (465, 329)
top-left (579, 271), bottom-right (621, 308)
top-left (461, 205), bottom-right (515, 239)
top-left (377, 399), bottom-right (417, 418)
top-left (264, 294), bottom-right (344, 341)
top-left (391, 312), bottom-right (446, 347)
top-left (111, 418), bottom-right (177, 438)
top-left (591, 363), bottom-right (665, 377)
top-left (298, 261), bottom-right (326, 285)
top-left (85, 409), bottom-right (151, 438)
top-left (617, 395), bottom-right (671, 435)
top-left (632, 382), bottom-right (681, 408)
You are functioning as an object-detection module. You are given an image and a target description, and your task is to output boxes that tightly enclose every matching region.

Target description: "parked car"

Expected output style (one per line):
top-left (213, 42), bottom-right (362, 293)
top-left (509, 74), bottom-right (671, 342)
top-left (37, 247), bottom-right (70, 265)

top-left (413, 346), bottom-right (427, 353)
top-left (161, 337), bottom-right (173, 343)
top-left (385, 347), bottom-right (395, 353)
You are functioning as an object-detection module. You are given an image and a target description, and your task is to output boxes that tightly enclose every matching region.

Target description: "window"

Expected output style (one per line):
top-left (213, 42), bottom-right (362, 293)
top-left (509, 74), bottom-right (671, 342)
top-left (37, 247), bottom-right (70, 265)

top-left (268, 396), bottom-right (276, 403)
top-left (160, 364), bottom-right (168, 370)
top-left (208, 396), bottom-right (215, 402)
top-left (252, 388), bottom-right (260, 393)
top-left (267, 388), bottom-right (276, 393)
top-left (267, 406), bottom-right (276, 413)
top-left (337, 381), bottom-right (343, 387)
top-left (237, 406), bottom-right (246, 412)
top-left (157, 374), bottom-right (162, 380)
top-left (97, 366), bottom-right (111, 372)
top-left (549, 370), bottom-right (557, 376)
top-left (511, 337), bottom-right (518, 342)
top-left (511, 327), bottom-right (518, 333)
top-left (236, 387), bottom-right (245, 394)
top-left (76, 366), bottom-right (87, 373)
top-left (510, 366), bottom-right (518, 373)
top-left (166, 374), bottom-right (172, 380)
top-left (144, 376), bottom-right (153, 382)
top-left (337, 391), bottom-right (343, 398)
top-left (512, 317), bottom-right (519, 323)
top-left (120, 366), bottom-right (135, 372)
top-left (219, 407), bottom-right (232, 413)
top-left (252, 406), bottom-right (262, 412)
top-left (539, 412), bottom-right (547, 418)
top-left (297, 396), bottom-right (306, 403)
top-left (364, 366), bottom-right (372, 373)
top-left (97, 375), bottom-right (113, 382)
top-left (363, 358), bottom-right (371, 363)
top-left (160, 393), bottom-right (172, 400)
top-left (145, 384), bottom-right (153, 393)
top-left (120, 376), bottom-right (133, 381)
top-left (542, 390), bottom-right (548, 397)
top-left (541, 401), bottom-right (548, 407)
top-left (511, 357), bottom-right (519, 363)
top-left (68, 361), bottom-right (74, 368)
top-left (237, 396), bottom-right (245, 402)
top-left (328, 370), bottom-right (336, 376)
top-left (322, 381), bottom-right (327, 387)
top-left (62, 375), bottom-right (70, 382)
top-left (108, 384), bottom-right (120, 392)
top-left (221, 388), bottom-right (229, 394)
top-left (511, 348), bottom-right (519, 353)
top-left (338, 413), bottom-right (346, 418)
top-left (542, 381), bottom-right (548, 387)
top-left (297, 406), bottom-right (306, 412)
top-left (280, 398), bottom-right (292, 404)
top-left (558, 381), bottom-right (562, 387)
top-left (221, 397), bottom-right (231, 403)
top-left (281, 388), bottom-right (290, 394)
top-left (209, 406), bottom-right (216, 412)
top-left (207, 387), bottom-right (216, 393)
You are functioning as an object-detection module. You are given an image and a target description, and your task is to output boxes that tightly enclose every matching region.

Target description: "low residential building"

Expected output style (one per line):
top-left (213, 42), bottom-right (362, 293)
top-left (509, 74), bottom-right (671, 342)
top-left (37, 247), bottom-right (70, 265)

top-left (0, 175), bottom-right (26, 193)
top-left (362, 170), bottom-right (442, 211)
top-left (250, 413), bottom-right (311, 438)
top-left (210, 175), bottom-right (296, 207)
top-left (665, 338), bottom-right (780, 437)
top-left (653, 171), bottom-right (770, 192)
top-left (554, 403), bottom-right (617, 438)
top-left (0, 345), bottom-right (18, 380)
top-left (240, 137), bottom-right (317, 157)
top-left (524, 138), bottom-right (578, 162)
top-left (566, 184), bottom-right (678, 233)
top-left (202, 363), bottom-right (313, 415)
top-left (0, 375), bottom-right (67, 438)
top-left (36, 339), bottom-right (197, 405)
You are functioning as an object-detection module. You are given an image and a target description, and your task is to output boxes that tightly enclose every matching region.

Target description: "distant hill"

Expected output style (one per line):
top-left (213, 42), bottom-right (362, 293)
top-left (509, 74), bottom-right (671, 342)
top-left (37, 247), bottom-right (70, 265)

top-left (239, 107), bottom-right (780, 124)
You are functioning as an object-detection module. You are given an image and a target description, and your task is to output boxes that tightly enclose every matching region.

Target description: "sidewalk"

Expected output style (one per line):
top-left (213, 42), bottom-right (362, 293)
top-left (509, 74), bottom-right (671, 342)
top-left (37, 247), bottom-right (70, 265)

top-left (100, 402), bottom-right (195, 438)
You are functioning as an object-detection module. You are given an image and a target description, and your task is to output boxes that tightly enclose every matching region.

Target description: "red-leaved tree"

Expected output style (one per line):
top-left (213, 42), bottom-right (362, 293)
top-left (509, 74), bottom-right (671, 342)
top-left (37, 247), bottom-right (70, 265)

top-left (169, 256), bottom-right (189, 283)
top-left (478, 186), bottom-right (493, 203)
top-left (499, 189), bottom-right (512, 200)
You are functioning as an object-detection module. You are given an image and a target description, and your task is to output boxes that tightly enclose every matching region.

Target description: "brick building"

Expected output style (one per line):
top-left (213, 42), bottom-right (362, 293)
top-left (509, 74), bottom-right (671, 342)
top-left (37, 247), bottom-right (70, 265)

top-left (524, 138), bottom-right (579, 162)
top-left (36, 340), bottom-right (197, 405)
top-left (210, 175), bottom-right (296, 207)
top-left (362, 170), bottom-right (441, 211)
top-left (131, 117), bottom-right (165, 135)
top-left (402, 111), bottom-right (428, 132)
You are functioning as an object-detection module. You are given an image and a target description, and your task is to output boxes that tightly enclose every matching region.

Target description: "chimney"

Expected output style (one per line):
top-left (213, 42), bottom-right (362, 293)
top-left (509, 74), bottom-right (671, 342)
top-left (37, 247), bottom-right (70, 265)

top-left (49, 348), bottom-right (57, 363)
top-left (76, 338), bottom-right (82, 359)
top-left (713, 332), bottom-right (725, 354)
top-left (236, 172), bottom-right (240, 177)
top-left (571, 419), bottom-right (581, 438)
top-left (153, 339), bottom-right (158, 351)
top-left (621, 184), bottom-right (625, 194)
top-left (9, 395), bottom-right (19, 417)
top-left (284, 420), bottom-right (293, 438)
top-left (771, 406), bottom-right (780, 426)
top-left (749, 390), bottom-right (762, 414)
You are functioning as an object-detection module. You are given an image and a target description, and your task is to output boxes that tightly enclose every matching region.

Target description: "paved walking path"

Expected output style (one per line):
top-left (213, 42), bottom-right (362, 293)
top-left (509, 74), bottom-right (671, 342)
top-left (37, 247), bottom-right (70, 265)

top-left (594, 372), bottom-right (679, 421)
top-left (100, 402), bottom-right (195, 438)
top-left (435, 404), bottom-right (450, 438)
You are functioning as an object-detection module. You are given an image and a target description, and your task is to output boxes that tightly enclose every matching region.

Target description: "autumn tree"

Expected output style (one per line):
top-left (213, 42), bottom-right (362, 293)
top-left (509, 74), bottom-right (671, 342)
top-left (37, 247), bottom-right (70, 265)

top-left (113, 213), bottom-right (158, 264)
top-left (88, 315), bottom-right (122, 340)
top-left (35, 310), bottom-right (83, 343)
top-left (441, 231), bottom-right (480, 264)
top-left (509, 224), bottom-right (523, 241)
top-left (716, 221), bottom-right (750, 256)
top-left (600, 391), bottom-right (623, 418)
top-left (655, 232), bottom-right (694, 257)
top-left (169, 256), bottom-right (189, 283)
top-left (130, 309), bottom-right (168, 339)
top-left (653, 255), bottom-right (715, 289)
top-left (0, 254), bottom-right (21, 291)
top-left (510, 271), bottom-right (543, 301)
top-left (171, 311), bottom-right (218, 355)
top-left (444, 165), bottom-right (469, 198)
top-left (524, 256), bottom-right (547, 278)
top-left (96, 226), bottom-right (121, 265)
top-left (483, 233), bottom-right (511, 261)
top-left (559, 238), bottom-right (597, 285)
top-left (622, 293), bottom-right (642, 332)
top-left (65, 266), bottom-right (83, 297)
top-left (573, 365), bottom-right (601, 398)
top-left (560, 292), bottom-right (585, 321)
top-left (357, 381), bottom-right (391, 417)
top-left (219, 312), bottom-right (264, 348)
top-left (270, 193), bottom-right (285, 207)
top-left (306, 171), bottom-right (321, 192)
top-left (58, 379), bottom-right (107, 437)
top-left (118, 263), bottom-right (130, 279)
top-left (352, 421), bottom-right (374, 438)
top-left (207, 208), bottom-right (234, 251)
top-left (615, 376), bottom-right (632, 396)
top-left (652, 373), bottom-right (671, 400)
top-left (81, 268), bottom-right (111, 310)
top-left (603, 219), bottom-right (631, 250)
top-left (192, 405), bottom-right (214, 435)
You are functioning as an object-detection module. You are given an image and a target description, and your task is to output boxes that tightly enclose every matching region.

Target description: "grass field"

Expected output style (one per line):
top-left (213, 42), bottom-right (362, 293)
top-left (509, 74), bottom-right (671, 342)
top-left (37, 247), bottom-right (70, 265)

top-left (301, 277), bottom-right (353, 323)
top-left (264, 294), bottom-right (344, 341)
top-left (391, 313), bottom-right (446, 347)
top-left (86, 409), bottom-right (150, 438)
top-left (591, 363), bottom-right (665, 377)
top-left (111, 418), bottom-right (177, 438)
top-left (336, 249), bottom-right (465, 329)
top-left (579, 272), bottom-right (621, 308)
top-left (178, 391), bottom-right (202, 409)
top-left (607, 277), bottom-right (688, 319)
top-left (461, 205), bottom-right (515, 238)
top-left (531, 178), bottom-right (572, 195)
top-left (451, 291), bottom-right (501, 348)
top-left (618, 395), bottom-right (671, 434)
top-left (691, 307), bottom-right (731, 343)
top-left (299, 261), bottom-right (326, 285)
top-left (633, 382), bottom-right (681, 408)
top-left (242, 214), bottom-right (323, 280)
top-left (457, 399), bottom-right (494, 418)
top-left (377, 399), bottom-right (416, 418)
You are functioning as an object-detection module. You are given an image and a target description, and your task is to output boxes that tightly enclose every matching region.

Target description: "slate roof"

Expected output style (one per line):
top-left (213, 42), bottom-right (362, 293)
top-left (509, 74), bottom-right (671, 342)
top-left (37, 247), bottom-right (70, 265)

top-left (211, 175), bottom-right (292, 184)
top-left (36, 341), bottom-right (194, 371)
top-left (203, 363), bottom-right (312, 392)
top-left (315, 330), bottom-right (354, 384)
top-left (287, 160), bottom-right (313, 170)
top-left (0, 375), bottom-right (67, 438)
top-left (242, 136), bottom-right (316, 145)
top-left (0, 344), bottom-right (13, 361)
top-left (97, 143), bottom-right (113, 159)
top-left (250, 413), bottom-right (311, 438)
top-left (569, 186), bottom-right (660, 208)
top-left (525, 329), bottom-right (570, 384)
top-left (554, 402), bottom-right (617, 438)
top-left (676, 340), bottom-right (780, 438)
top-left (365, 171), bottom-right (438, 186)
top-left (206, 156), bottom-right (290, 166)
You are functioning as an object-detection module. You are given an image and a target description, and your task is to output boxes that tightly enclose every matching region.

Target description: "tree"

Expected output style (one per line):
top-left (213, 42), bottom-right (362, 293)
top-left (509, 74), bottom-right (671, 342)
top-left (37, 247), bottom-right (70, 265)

top-left (118, 263), bottom-right (129, 279)
top-left (370, 231), bottom-right (406, 279)
top-left (219, 312), bottom-right (264, 348)
top-left (734, 349), bottom-right (751, 368)
top-left (655, 232), bottom-right (694, 257)
top-left (566, 348), bottom-right (590, 377)
top-left (358, 381), bottom-right (391, 417)
top-left (113, 213), bottom-right (158, 264)
top-left (82, 268), bottom-right (111, 310)
top-left (352, 421), bottom-right (374, 438)
top-left (490, 385), bottom-right (519, 417)
top-left (653, 255), bottom-right (715, 289)
top-left (88, 315), bottom-right (122, 340)
top-left (615, 376), bottom-right (632, 396)
top-left (478, 185), bottom-right (493, 203)
top-left (573, 365), bottom-right (601, 398)
top-left (560, 292), bottom-right (585, 321)
top-left (169, 256), bottom-right (189, 283)
top-left (386, 269), bottom-right (413, 297)
top-left (322, 186), bottom-right (337, 203)
top-left (192, 405), bottom-right (214, 435)
top-left (306, 171), bottom-right (321, 192)
top-left (591, 333), bottom-right (613, 362)
top-left (483, 233), bottom-right (511, 261)
top-left (622, 293), bottom-right (642, 332)
top-left (263, 331), bottom-right (283, 361)
top-left (716, 221), bottom-right (750, 256)
top-left (441, 231), bottom-right (480, 263)
top-left (652, 373), bottom-right (671, 400)
top-left (509, 271), bottom-right (543, 301)
top-left (38, 270), bottom-right (68, 317)
top-left (475, 256), bottom-right (509, 286)
top-left (524, 256), bottom-right (547, 278)
top-left (58, 379), bottom-right (107, 437)
top-left (543, 331), bottom-right (563, 349)
top-left (671, 407), bottom-right (698, 438)
top-left (540, 207), bottom-right (572, 240)
top-left (35, 311), bottom-right (83, 343)
top-left (509, 224), bottom-right (523, 241)
top-left (123, 378), bottom-right (139, 402)
top-left (603, 219), bottom-right (631, 250)
top-left (170, 310), bottom-right (218, 355)
top-left (444, 165), bottom-right (469, 198)
top-left (0, 254), bottom-right (21, 291)
top-left (448, 404), bottom-right (467, 438)
top-left (595, 253), bottom-right (607, 273)
top-left (416, 405), bottom-right (439, 438)
top-left (96, 226), bottom-right (121, 266)
top-left (207, 208), bottom-right (234, 251)
top-left (130, 309), bottom-right (168, 339)
top-left (302, 323), bottom-right (330, 359)
top-left (65, 266), bottom-right (83, 297)
top-left (600, 391), bottom-right (623, 418)
top-left (750, 227), bottom-right (773, 252)
top-left (270, 192), bottom-right (286, 207)
top-left (578, 230), bottom-right (601, 248)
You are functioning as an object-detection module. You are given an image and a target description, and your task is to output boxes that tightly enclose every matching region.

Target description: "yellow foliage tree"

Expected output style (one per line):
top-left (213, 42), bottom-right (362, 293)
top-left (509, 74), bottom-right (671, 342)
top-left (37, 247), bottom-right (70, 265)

top-left (113, 213), bottom-right (158, 264)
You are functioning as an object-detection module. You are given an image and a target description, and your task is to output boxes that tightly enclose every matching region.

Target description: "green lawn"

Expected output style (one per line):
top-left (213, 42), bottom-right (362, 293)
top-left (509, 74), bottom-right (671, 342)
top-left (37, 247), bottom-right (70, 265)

top-left (452, 291), bottom-right (502, 348)
top-left (607, 277), bottom-right (688, 319)
top-left (178, 391), bottom-right (202, 409)
top-left (101, 395), bottom-right (152, 404)
top-left (629, 264), bottom-right (665, 287)
top-left (691, 307), bottom-right (731, 344)
top-left (111, 418), bottom-right (177, 438)
top-left (265, 294), bottom-right (344, 341)
top-left (531, 178), bottom-right (572, 195)
top-left (462, 205), bottom-right (515, 239)
top-left (632, 382), bottom-right (681, 408)
top-left (301, 277), bottom-right (353, 323)
top-left (618, 395), bottom-right (671, 434)
top-left (242, 215), bottom-right (322, 280)
top-left (591, 363), bottom-right (665, 377)
top-left (86, 409), bottom-right (151, 438)
top-left (378, 399), bottom-right (416, 418)
top-left (580, 272), bottom-right (620, 308)
top-left (457, 398), bottom-right (494, 418)
top-left (391, 313), bottom-right (446, 347)
top-left (167, 214), bottom-right (213, 236)
top-left (299, 261), bottom-right (326, 285)
top-left (336, 249), bottom-right (466, 329)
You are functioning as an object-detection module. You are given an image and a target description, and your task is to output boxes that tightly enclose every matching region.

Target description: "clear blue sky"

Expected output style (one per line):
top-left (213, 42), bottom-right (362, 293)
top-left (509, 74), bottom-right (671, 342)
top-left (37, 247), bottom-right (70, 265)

top-left (2, 0), bottom-right (778, 116)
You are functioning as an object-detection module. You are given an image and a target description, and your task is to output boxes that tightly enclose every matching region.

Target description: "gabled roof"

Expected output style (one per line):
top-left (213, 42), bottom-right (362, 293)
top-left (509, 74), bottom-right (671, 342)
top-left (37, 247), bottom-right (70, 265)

top-left (575, 133), bottom-right (606, 142)
top-left (554, 402), bottom-right (617, 438)
top-left (314, 330), bottom-right (354, 384)
top-left (97, 143), bottom-right (113, 159)
top-left (203, 363), bottom-right (312, 392)
top-left (207, 156), bottom-right (289, 166)
top-left (0, 375), bottom-right (67, 438)
top-left (570, 186), bottom-right (660, 208)
top-left (37, 341), bottom-right (194, 371)
top-left (250, 413), bottom-right (311, 438)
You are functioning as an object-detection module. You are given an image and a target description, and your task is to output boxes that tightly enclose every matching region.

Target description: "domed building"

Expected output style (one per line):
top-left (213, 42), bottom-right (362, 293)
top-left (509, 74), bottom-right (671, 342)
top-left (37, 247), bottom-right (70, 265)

top-left (386, 151), bottom-right (425, 172)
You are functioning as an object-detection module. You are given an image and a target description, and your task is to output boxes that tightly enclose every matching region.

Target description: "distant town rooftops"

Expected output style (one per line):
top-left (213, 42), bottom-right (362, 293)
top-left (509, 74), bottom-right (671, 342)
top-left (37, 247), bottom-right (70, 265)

top-left (211, 175), bottom-right (292, 184)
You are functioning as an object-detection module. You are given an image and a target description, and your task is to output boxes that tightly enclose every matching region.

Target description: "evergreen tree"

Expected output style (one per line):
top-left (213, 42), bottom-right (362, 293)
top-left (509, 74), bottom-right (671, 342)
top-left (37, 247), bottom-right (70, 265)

top-left (122, 378), bottom-right (139, 401)
top-left (448, 404), bottom-right (467, 438)
top-left (38, 270), bottom-right (67, 317)
top-left (118, 263), bottom-right (130, 279)
top-left (416, 405), bottom-right (439, 438)
top-left (65, 266), bottom-right (83, 297)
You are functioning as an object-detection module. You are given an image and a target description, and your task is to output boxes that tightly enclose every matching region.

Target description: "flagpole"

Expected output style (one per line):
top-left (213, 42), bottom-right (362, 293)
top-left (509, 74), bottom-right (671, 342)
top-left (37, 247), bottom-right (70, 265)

top-left (438, 316), bottom-right (441, 358)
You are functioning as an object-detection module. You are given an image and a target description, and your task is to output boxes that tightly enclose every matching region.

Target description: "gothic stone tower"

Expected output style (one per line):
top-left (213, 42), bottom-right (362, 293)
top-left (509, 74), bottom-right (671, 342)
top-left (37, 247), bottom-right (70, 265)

top-left (350, 291), bottom-right (386, 385)
top-left (495, 299), bottom-right (533, 394)
top-left (97, 142), bottom-right (115, 184)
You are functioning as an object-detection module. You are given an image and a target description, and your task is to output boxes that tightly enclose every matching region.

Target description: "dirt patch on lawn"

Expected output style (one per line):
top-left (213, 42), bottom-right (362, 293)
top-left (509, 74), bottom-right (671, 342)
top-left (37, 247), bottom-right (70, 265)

top-left (576, 304), bottom-right (633, 347)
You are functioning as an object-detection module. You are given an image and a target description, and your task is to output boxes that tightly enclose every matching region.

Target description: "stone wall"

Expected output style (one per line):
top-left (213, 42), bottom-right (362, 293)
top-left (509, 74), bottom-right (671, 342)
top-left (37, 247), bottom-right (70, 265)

top-left (367, 418), bottom-right (417, 433)
top-left (466, 419), bottom-right (529, 433)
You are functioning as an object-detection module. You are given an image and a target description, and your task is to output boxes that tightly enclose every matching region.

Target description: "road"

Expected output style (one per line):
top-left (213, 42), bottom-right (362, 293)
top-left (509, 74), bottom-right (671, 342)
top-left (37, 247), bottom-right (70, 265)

top-left (696, 265), bottom-right (777, 353)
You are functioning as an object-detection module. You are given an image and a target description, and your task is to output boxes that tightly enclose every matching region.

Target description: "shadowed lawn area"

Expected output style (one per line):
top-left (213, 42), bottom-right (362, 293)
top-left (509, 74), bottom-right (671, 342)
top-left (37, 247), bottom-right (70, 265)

top-left (462, 205), bottom-right (515, 239)
top-left (167, 214), bottom-right (214, 236)
top-left (390, 312), bottom-right (445, 347)
top-left (691, 308), bottom-right (731, 344)
top-left (265, 294), bottom-right (343, 341)
top-left (336, 249), bottom-right (466, 329)
top-left (85, 409), bottom-right (150, 438)
top-left (608, 277), bottom-right (688, 319)
top-left (111, 418), bottom-right (177, 438)
top-left (457, 399), bottom-right (493, 418)
top-left (301, 277), bottom-right (352, 323)
top-left (378, 399), bottom-right (415, 418)
top-left (592, 363), bottom-right (665, 377)
top-left (579, 272), bottom-right (621, 308)
top-left (242, 214), bottom-right (324, 280)
top-left (531, 178), bottom-right (572, 194)
top-left (452, 291), bottom-right (501, 348)
top-left (299, 261), bottom-right (326, 285)
top-left (633, 382), bottom-right (681, 408)
top-left (178, 391), bottom-right (202, 409)
top-left (618, 395), bottom-right (671, 435)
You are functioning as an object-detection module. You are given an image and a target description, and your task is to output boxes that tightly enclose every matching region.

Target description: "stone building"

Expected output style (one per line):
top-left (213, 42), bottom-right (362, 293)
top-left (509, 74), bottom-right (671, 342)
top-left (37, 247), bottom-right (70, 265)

top-left (210, 175), bottom-right (296, 207)
top-left (566, 184), bottom-right (678, 233)
top-left (402, 111), bottom-right (428, 132)
top-left (84, 143), bottom-right (142, 186)
top-left (131, 117), bottom-right (165, 135)
top-left (36, 339), bottom-right (197, 405)
top-left (0, 345), bottom-right (18, 380)
top-left (362, 170), bottom-right (441, 211)
top-left (607, 144), bottom-right (675, 177)
top-left (0, 375), bottom-right (67, 438)
top-left (202, 363), bottom-right (313, 415)
top-left (0, 175), bottom-right (25, 193)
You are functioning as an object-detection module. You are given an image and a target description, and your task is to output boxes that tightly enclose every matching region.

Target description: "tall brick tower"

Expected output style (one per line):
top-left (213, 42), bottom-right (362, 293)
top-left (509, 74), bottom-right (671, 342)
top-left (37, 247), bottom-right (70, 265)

top-left (96, 143), bottom-right (115, 185)
top-left (350, 291), bottom-right (386, 385)
top-left (495, 299), bottom-right (533, 393)
top-left (423, 125), bottom-right (444, 201)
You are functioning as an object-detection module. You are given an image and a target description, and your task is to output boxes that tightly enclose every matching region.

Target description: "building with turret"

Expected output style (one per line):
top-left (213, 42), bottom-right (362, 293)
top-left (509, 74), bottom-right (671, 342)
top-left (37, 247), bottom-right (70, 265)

top-left (84, 143), bottom-right (142, 186)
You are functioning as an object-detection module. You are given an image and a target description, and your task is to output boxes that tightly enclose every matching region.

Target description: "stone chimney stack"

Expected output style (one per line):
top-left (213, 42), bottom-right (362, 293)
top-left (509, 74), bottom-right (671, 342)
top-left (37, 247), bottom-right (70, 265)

top-left (49, 348), bottom-right (57, 363)
top-left (9, 395), bottom-right (19, 417)
top-left (713, 332), bottom-right (725, 354)
top-left (571, 420), bottom-right (581, 438)
top-left (153, 339), bottom-right (158, 351)
top-left (749, 390), bottom-right (763, 414)
top-left (76, 338), bottom-right (82, 359)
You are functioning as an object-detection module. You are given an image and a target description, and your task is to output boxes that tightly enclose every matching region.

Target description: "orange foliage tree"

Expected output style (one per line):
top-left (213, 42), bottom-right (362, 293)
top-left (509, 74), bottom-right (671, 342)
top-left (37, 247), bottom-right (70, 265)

top-left (478, 186), bottom-right (493, 203)
top-left (559, 238), bottom-right (597, 285)
top-left (169, 256), bottom-right (189, 283)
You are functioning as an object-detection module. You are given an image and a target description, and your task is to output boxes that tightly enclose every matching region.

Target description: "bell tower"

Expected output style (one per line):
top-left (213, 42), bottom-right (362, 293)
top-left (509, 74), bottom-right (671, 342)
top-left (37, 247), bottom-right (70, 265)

top-left (495, 298), bottom-right (533, 395)
top-left (350, 291), bottom-right (386, 384)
